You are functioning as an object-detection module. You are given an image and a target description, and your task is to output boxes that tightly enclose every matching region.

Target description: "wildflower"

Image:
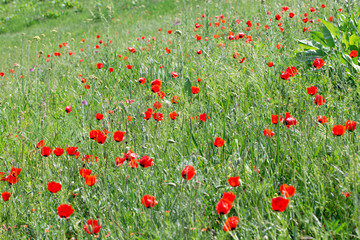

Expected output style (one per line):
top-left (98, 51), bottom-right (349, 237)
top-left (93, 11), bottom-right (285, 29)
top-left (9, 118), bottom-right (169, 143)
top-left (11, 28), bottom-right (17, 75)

top-left (271, 197), bottom-right (289, 212)
top-left (84, 220), bottom-right (102, 235)
top-left (181, 166), bottom-right (196, 180)
top-left (141, 195), bottom-right (158, 208)
top-left (214, 137), bottom-right (225, 147)
top-left (57, 204), bottom-right (74, 218)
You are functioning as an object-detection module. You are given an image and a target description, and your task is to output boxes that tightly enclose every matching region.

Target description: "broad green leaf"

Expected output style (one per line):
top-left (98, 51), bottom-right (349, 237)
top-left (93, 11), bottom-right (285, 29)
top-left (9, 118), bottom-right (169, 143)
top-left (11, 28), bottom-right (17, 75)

top-left (342, 53), bottom-right (360, 72)
top-left (322, 25), bottom-right (335, 48)
top-left (298, 39), bottom-right (320, 50)
top-left (349, 34), bottom-right (360, 52)
top-left (320, 19), bottom-right (340, 39)
top-left (184, 77), bottom-right (192, 98)
top-left (296, 49), bottom-right (326, 62)
top-left (310, 31), bottom-right (327, 46)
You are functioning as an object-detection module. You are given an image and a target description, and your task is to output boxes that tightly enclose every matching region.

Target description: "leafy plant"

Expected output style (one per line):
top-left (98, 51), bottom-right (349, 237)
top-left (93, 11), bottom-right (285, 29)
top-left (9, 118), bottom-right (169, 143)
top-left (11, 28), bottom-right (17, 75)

top-left (295, 13), bottom-right (360, 75)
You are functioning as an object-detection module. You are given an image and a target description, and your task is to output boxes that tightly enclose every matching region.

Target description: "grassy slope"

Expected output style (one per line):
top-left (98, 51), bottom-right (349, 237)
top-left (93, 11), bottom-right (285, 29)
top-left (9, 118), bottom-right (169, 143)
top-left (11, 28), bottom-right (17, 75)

top-left (0, 0), bottom-right (359, 239)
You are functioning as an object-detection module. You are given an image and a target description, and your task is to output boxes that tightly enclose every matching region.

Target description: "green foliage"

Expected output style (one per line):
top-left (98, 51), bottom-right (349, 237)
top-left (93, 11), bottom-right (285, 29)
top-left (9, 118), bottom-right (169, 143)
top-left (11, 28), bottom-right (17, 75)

top-left (296, 12), bottom-right (360, 77)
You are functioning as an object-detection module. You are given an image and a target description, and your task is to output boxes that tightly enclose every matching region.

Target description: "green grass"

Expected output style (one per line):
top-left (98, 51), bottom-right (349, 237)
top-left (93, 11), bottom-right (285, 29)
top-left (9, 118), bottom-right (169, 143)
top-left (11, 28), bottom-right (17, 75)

top-left (0, 0), bottom-right (359, 239)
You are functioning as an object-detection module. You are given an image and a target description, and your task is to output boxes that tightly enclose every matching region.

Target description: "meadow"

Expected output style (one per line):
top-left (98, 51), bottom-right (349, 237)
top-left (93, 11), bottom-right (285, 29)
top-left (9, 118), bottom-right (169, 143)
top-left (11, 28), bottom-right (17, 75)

top-left (0, 0), bottom-right (359, 239)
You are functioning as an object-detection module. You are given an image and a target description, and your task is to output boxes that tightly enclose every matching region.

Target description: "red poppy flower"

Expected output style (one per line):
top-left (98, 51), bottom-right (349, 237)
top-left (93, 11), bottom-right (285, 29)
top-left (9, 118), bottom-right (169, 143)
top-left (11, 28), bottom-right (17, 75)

top-left (171, 71), bottom-right (179, 78)
top-left (128, 47), bottom-right (136, 53)
top-left (153, 112), bottom-right (164, 122)
top-left (346, 121), bottom-right (357, 132)
top-left (138, 77), bottom-right (146, 84)
top-left (280, 71), bottom-right (290, 80)
top-left (96, 63), bottom-right (103, 69)
top-left (85, 175), bottom-right (96, 186)
top-left (37, 140), bottom-right (45, 148)
top-left (306, 86), bottom-right (318, 95)
top-left (214, 137), bottom-right (225, 147)
top-left (223, 216), bottom-right (239, 231)
top-left (286, 66), bottom-right (298, 77)
top-left (321, 4), bottom-right (326, 8)
top-left (172, 96), bottom-right (180, 104)
top-left (124, 150), bottom-right (137, 160)
top-left (222, 192), bottom-right (236, 203)
top-left (312, 58), bottom-right (325, 69)
top-left (126, 65), bottom-right (133, 69)
top-left (96, 132), bottom-right (107, 144)
top-left (263, 129), bottom-right (275, 137)
top-left (314, 94), bottom-right (326, 105)
top-left (199, 113), bottom-right (209, 122)
top-left (349, 50), bottom-right (358, 58)
top-left (157, 91), bottom-right (165, 99)
top-left (181, 166), bottom-right (196, 180)
top-left (108, 67), bottom-right (114, 73)
top-left (96, 113), bottom-right (104, 120)
top-left (115, 157), bottom-right (126, 166)
top-left (165, 47), bottom-right (171, 54)
top-left (66, 147), bottom-right (78, 156)
top-left (5, 167), bottom-right (21, 185)
top-left (303, 17), bottom-right (309, 23)
top-left (151, 84), bottom-right (161, 93)
top-left (57, 204), bottom-right (74, 218)
top-left (228, 177), bottom-right (240, 187)
top-left (47, 182), bottom-right (62, 193)
top-left (1, 192), bottom-right (11, 201)
top-left (289, 12), bottom-right (295, 18)
top-left (151, 79), bottom-right (162, 86)
top-left (80, 168), bottom-right (92, 178)
top-left (216, 199), bottom-right (232, 215)
top-left (41, 146), bottom-right (52, 157)
top-left (275, 14), bottom-right (281, 20)
top-left (129, 159), bottom-right (139, 168)
top-left (191, 86), bottom-right (200, 94)
top-left (332, 125), bottom-right (346, 136)
top-left (113, 131), bottom-right (125, 142)
top-left (65, 106), bottom-right (72, 113)
top-left (139, 155), bottom-right (154, 168)
top-left (141, 195), bottom-right (158, 208)
top-left (143, 108), bottom-right (154, 120)
top-left (84, 220), bottom-right (102, 235)
top-left (284, 112), bottom-right (297, 128)
top-left (153, 101), bottom-right (162, 109)
top-left (170, 112), bottom-right (178, 120)
top-left (280, 184), bottom-right (295, 197)
top-left (318, 115), bottom-right (327, 123)
top-left (271, 115), bottom-right (283, 124)
top-left (267, 62), bottom-right (274, 67)
top-left (238, 32), bottom-right (245, 39)
top-left (196, 50), bottom-right (202, 55)
top-left (6, 175), bottom-right (19, 185)
top-left (329, 16), bottom-right (333, 22)
top-left (84, 85), bottom-right (91, 89)
top-left (246, 20), bottom-right (252, 27)
top-left (310, 7), bottom-right (316, 12)
top-left (0, 72), bottom-right (4, 77)
top-left (90, 130), bottom-right (101, 139)
top-left (271, 196), bottom-right (289, 212)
